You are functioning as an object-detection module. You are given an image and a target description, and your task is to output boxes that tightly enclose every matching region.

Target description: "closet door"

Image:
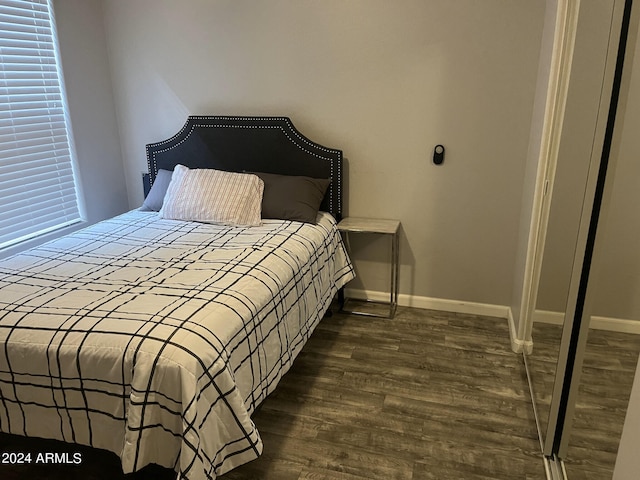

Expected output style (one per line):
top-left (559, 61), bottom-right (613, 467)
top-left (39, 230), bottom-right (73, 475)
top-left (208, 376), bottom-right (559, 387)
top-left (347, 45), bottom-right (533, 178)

top-left (528, 0), bottom-right (615, 454)
top-left (543, 0), bottom-right (636, 469)
top-left (562, 8), bottom-right (640, 477)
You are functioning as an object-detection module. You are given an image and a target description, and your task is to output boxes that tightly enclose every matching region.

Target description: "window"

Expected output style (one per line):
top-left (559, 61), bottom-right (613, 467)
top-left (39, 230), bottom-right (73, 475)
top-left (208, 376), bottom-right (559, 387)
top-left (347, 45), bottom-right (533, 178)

top-left (0, 0), bottom-right (82, 250)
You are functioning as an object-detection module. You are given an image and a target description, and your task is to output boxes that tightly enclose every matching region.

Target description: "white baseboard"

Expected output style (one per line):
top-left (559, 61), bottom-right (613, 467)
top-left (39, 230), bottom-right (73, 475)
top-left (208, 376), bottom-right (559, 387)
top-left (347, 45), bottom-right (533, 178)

top-left (534, 309), bottom-right (640, 335)
top-left (344, 288), bottom-right (533, 352)
top-left (344, 288), bottom-right (510, 318)
top-left (509, 308), bottom-right (534, 355)
top-left (343, 290), bottom-right (640, 355)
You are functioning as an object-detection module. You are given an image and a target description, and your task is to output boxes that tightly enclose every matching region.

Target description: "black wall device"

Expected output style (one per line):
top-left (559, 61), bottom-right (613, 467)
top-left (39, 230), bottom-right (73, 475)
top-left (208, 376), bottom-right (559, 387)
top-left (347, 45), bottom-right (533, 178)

top-left (433, 144), bottom-right (445, 165)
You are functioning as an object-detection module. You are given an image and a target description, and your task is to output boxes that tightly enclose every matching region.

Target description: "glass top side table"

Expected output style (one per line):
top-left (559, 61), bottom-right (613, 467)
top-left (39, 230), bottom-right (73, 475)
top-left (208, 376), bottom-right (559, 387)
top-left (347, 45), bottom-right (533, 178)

top-left (337, 217), bottom-right (400, 319)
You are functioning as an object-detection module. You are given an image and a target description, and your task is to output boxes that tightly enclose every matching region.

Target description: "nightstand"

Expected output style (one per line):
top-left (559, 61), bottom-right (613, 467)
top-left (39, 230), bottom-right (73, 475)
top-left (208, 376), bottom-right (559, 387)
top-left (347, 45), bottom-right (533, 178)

top-left (337, 217), bottom-right (400, 318)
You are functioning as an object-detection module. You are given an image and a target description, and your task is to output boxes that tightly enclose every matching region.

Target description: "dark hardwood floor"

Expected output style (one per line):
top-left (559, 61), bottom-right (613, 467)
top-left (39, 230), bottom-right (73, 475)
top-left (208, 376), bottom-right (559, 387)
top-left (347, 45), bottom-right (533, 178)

top-left (219, 306), bottom-right (544, 479)
top-left (0, 306), bottom-right (547, 479)
top-left (527, 322), bottom-right (640, 480)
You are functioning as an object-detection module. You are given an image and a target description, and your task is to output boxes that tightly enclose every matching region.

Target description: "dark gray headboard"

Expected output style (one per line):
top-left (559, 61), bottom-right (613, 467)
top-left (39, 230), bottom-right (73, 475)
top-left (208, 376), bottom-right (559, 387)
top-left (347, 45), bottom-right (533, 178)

top-left (144, 116), bottom-right (343, 220)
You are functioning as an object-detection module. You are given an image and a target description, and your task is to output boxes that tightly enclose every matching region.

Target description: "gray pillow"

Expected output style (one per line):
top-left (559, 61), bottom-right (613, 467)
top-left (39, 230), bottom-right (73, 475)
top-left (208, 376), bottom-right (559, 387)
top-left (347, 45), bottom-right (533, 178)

top-left (141, 169), bottom-right (173, 211)
top-left (252, 172), bottom-right (330, 224)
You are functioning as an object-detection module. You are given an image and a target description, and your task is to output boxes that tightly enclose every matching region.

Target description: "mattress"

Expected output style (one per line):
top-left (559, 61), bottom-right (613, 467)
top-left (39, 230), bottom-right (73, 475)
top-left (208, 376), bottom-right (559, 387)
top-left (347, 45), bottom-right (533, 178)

top-left (0, 210), bottom-right (355, 479)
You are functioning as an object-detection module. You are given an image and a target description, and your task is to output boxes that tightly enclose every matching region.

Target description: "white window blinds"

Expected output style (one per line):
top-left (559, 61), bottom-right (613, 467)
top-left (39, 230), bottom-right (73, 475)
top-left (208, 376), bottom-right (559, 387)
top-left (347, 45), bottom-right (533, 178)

top-left (0, 0), bottom-right (81, 250)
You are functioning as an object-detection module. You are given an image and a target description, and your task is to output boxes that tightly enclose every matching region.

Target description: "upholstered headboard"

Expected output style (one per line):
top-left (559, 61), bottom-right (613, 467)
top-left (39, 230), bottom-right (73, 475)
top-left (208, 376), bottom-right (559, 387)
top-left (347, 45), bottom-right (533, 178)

top-left (144, 116), bottom-right (344, 220)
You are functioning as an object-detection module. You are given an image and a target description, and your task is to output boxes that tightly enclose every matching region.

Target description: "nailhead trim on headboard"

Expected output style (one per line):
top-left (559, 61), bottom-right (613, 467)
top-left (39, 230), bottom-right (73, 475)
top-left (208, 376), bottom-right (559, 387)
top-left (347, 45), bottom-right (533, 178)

top-left (145, 116), bottom-right (343, 218)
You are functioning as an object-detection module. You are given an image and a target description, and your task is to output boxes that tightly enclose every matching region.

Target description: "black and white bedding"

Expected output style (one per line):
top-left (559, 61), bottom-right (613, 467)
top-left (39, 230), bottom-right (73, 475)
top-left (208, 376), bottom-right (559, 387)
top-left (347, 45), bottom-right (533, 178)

top-left (0, 209), bottom-right (354, 479)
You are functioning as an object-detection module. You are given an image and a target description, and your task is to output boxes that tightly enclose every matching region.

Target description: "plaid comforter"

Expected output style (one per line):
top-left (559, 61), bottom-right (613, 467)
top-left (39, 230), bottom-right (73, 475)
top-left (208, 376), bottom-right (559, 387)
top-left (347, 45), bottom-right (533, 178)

top-left (0, 210), bottom-right (354, 479)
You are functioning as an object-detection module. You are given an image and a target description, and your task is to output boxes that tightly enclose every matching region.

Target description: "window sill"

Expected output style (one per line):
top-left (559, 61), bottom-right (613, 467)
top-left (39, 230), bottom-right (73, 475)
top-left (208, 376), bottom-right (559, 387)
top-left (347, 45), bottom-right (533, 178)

top-left (0, 221), bottom-right (87, 260)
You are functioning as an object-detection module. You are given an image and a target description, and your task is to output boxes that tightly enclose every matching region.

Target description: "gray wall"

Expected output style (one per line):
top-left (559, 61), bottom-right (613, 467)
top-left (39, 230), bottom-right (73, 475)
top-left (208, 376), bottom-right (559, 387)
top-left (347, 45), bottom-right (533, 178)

top-left (53, 0), bottom-right (128, 224)
top-left (99, 0), bottom-right (545, 307)
top-left (51, 0), bottom-right (638, 323)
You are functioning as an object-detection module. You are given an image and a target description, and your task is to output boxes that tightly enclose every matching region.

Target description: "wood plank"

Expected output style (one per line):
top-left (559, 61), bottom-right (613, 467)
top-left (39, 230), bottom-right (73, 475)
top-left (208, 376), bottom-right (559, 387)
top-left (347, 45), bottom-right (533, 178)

top-left (222, 308), bottom-right (544, 479)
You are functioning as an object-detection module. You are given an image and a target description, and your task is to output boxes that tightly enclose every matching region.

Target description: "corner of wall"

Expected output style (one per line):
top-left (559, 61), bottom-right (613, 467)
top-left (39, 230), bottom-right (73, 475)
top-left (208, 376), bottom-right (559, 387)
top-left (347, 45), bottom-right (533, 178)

top-left (508, 306), bottom-right (534, 354)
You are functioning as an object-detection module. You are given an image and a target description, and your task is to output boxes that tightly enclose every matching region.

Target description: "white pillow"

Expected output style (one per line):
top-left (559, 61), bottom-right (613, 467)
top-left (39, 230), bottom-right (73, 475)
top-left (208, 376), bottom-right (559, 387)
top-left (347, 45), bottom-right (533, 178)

top-left (159, 165), bottom-right (264, 226)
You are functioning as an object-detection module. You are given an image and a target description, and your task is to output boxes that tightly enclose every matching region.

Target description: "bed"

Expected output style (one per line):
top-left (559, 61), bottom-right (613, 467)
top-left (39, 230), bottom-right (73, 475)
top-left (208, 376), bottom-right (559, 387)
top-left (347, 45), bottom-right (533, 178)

top-left (0, 116), bottom-right (355, 479)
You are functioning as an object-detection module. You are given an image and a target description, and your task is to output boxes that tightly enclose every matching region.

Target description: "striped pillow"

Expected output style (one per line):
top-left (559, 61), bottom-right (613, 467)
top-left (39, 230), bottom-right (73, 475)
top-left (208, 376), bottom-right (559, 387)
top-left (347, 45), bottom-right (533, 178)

top-left (159, 165), bottom-right (264, 226)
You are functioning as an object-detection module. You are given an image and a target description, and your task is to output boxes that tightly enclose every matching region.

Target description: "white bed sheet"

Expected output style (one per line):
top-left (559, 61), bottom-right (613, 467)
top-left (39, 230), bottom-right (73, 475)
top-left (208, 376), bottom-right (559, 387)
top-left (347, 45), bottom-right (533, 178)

top-left (0, 210), bottom-right (354, 479)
